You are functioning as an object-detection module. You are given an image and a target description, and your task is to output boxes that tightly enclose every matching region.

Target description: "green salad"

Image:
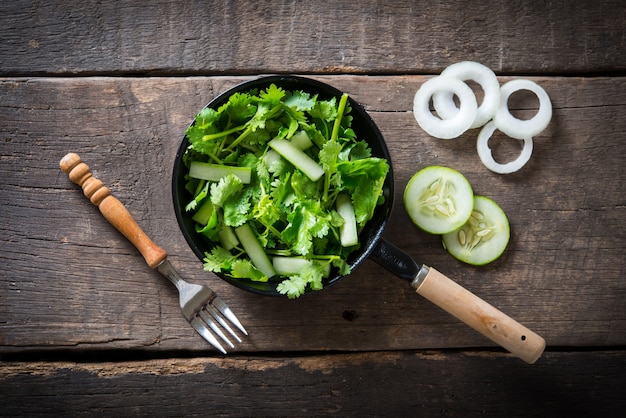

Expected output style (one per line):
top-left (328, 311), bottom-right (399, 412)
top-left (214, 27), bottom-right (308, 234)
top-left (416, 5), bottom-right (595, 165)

top-left (182, 83), bottom-right (389, 298)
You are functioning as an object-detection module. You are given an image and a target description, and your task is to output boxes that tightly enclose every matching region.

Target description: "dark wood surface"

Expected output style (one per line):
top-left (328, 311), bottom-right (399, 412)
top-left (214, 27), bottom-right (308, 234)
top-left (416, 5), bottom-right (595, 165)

top-left (1, 1), bottom-right (625, 416)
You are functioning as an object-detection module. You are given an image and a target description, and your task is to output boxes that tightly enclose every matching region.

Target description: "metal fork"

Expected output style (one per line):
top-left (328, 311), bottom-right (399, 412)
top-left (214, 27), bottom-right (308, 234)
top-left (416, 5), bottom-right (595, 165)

top-left (60, 153), bottom-right (247, 354)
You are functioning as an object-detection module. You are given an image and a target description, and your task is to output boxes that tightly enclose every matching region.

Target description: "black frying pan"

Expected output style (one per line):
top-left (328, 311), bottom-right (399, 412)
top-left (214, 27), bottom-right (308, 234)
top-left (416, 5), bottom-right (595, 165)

top-left (172, 76), bottom-right (545, 363)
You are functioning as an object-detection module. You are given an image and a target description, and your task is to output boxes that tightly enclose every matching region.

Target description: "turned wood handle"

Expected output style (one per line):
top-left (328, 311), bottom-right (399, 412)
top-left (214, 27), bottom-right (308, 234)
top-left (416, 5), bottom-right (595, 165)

top-left (413, 266), bottom-right (546, 364)
top-left (59, 153), bottom-right (168, 269)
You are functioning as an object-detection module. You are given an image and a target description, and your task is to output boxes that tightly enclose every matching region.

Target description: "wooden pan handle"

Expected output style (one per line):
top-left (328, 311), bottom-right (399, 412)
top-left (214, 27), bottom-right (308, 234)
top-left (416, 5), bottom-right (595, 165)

top-left (59, 153), bottom-right (167, 269)
top-left (412, 266), bottom-right (546, 364)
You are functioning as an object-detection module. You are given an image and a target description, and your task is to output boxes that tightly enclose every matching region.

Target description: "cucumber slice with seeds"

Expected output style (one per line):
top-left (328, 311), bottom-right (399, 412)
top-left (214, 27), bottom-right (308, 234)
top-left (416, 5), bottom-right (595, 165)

top-left (404, 166), bottom-right (474, 234)
top-left (442, 196), bottom-right (510, 265)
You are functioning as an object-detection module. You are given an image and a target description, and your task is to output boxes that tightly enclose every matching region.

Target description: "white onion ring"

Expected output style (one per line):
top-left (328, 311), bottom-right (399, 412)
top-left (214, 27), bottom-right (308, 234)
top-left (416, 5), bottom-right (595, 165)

top-left (493, 79), bottom-right (552, 140)
top-left (432, 61), bottom-right (500, 129)
top-left (413, 76), bottom-right (478, 139)
top-left (477, 121), bottom-right (533, 174)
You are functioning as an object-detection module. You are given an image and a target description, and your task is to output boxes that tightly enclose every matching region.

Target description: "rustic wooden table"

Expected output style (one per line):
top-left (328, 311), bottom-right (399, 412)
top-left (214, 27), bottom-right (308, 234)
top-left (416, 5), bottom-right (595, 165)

top-left (1, 1), bottom-right (625, 416)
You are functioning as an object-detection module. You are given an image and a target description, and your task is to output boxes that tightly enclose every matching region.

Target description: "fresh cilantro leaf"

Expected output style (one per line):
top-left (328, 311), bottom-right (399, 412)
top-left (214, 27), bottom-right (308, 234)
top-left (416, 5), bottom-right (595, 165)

top-left (223, 198), bottom-right (250, 227)
top-left (245, 127), bottom-right (271, 147)
top-left (305, 263), bottom-right (325, 291)
top-left (270, 173), bottom-right (294, 207)
top-left (306, 201), bottom-right (331, 239)
top-left (340, 140), bottom-right (371, 160)
top-left (231, 259), bottom-right (268, 282)
top-left (223, 92), bottom-right (256, 122)
top-left (203, 246), bottom-right (236, 273)
top-left (276, 263), bottom-right (325, 298)
top-left (281, 199), bottom-right (333, 256)
top-left (281, 203), bottom-right (315, 255)
top-left (248, 102), bottom-right (271, 131)
top-left (284, 91), bottom-right (316, 111)
top-left (319, 140), bottom-right (342, 171)
top-left (253, 193), bottom-right (281, 228)
top-left (194, 107), bottom-right (220, 129)
top-left (210, 174), bottom-right (243, 207)
top-left (186, 125), bottom-right (220, 157)
top-left (259, 84), bottom-right (286, 105)
top-left (338, 157), bottom-right (389, 225)
top-left (290, 171), bottom-right (320, 201)
top-left (332, 257), bottom-right (351, 276)
top-left (255, 157), bottom-right (271, 184)
top-left (308, 97), bottom-right (338, 122)
top-left (319, 139), bottom-right (343, 200)
top-left (276, 275), bottom-right (308, 299)
top-left (341, 126), bottom-right (356, 141)
top-left (209, 173), bottom-right (251, 226)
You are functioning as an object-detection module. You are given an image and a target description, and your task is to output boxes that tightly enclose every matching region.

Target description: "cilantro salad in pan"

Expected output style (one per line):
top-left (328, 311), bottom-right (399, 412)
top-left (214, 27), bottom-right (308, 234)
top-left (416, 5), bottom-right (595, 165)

top-left (179, 81), bottom-right (390, 298)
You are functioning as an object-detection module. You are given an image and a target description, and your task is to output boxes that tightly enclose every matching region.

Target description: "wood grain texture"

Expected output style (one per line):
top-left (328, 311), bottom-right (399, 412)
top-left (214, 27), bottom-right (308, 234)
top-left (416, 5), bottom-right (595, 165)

top-left (1, 0), bottom-right (624, 76)
top-left (1, 76), bottom-right (624, 353)
top-left (1, 0), bottom-right (624, 413)
top-left (1, 350), bottom-right (625, 417)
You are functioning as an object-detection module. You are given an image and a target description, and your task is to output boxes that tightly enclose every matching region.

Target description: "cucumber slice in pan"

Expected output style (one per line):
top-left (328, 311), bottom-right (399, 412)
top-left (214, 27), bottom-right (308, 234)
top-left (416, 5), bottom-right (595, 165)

top-left (442, 196), bottom-right (510, 265)
top-left (404, 166), bottom-right (474, 234)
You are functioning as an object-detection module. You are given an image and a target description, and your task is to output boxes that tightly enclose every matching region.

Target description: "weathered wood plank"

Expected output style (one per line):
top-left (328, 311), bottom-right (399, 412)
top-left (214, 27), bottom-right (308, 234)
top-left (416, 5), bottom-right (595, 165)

top-left (0, 350), bottom-right (624, 417)
top-left (1, 75), bottom-right (625, 353)
top-left (1, 0), bottom-right (624, 76)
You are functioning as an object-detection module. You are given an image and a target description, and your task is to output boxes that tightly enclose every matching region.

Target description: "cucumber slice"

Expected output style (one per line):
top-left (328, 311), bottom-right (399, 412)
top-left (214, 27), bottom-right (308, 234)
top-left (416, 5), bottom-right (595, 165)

top-left (268, 138), bottom-right (324, 182)
top-left (289, 130), bottom-right (313, 150)
top-left (234, 224), bottom-right (276, 278)
top-left (192, 200), bottom-right (217, 226)
top-left (272, 256), bottom-right (331, 278)
top-left (404, 166), bottom-right (474, 234)
top-left (442, 196), bottom-right (510, 265)
top-left (336, 193), bottom-right (359, 247)
top-left (189, 161), bottom-right (252, 184)
top-left (218, 225), bottom-right (239, 250)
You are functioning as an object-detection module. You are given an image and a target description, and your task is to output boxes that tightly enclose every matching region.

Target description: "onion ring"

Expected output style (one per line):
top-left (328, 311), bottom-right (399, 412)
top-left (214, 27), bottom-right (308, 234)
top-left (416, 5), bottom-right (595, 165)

top-left (432, 61), bottom-right (500, 129)
top-left (413, 76), bottom-right (478, 139)
top-left (477, 121), bottom-right (533, 174)
top-left (493, 79), bottom-right (552, 140)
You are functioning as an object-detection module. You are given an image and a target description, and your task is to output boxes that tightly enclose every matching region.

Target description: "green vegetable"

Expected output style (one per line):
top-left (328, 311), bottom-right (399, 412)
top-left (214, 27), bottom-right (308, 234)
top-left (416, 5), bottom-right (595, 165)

top-left (268, 138), bottom-right (324, 181)
top-left (192, 200), bottom-right (218, 229)
top-left (189, 161), bottom-right (252, 184)
top-left (234, 223), bottom-right (276, 278)
top-left (403, 166), bottom-right (474, 234)
top-left (336, 192), bottom-right (358, 247)
top-left (272, 256), bottom-right (331, 278)
top-left (218, 225), bottom-right (239, 250)
top-left (404, 165), bottom-right (510, 265)
top-left (182, 84), bottom-right (389, 298)
top-left (442, 196), bottom-right (510, 265)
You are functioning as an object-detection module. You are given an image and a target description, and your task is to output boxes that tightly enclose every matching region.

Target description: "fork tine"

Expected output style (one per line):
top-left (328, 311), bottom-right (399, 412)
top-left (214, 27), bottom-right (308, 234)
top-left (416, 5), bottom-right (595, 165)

top-left (205, 303), bottom-right (242, 343)
top-left (210, 295), bottom-right (248, 336)
top-left (190, 316), bottom-right (227, 354)
top-left (199, 308), bottom-right (235, 348)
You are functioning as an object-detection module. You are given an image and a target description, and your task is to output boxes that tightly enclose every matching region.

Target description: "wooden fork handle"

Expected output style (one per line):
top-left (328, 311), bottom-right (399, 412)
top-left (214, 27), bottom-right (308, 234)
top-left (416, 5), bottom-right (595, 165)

top-left (59, 153), bottom-right (168, 269)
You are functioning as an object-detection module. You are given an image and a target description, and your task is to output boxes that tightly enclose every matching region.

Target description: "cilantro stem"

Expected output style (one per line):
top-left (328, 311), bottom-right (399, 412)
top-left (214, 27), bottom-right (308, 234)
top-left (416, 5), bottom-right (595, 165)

top-left (267, 225), bottom-right (283, 238)
top-left (206, 150), bottom-right (222, 164)
top-left (330, 93), bottom-right (349, 143)
top-left (322, 171), bottom-right (331, 203)
top-left (224, 125), bottom-right (252, 151)
top-left (203, 124), bottom-right (247, 142)
top-left (322, 93), bottom-right (349, 202)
